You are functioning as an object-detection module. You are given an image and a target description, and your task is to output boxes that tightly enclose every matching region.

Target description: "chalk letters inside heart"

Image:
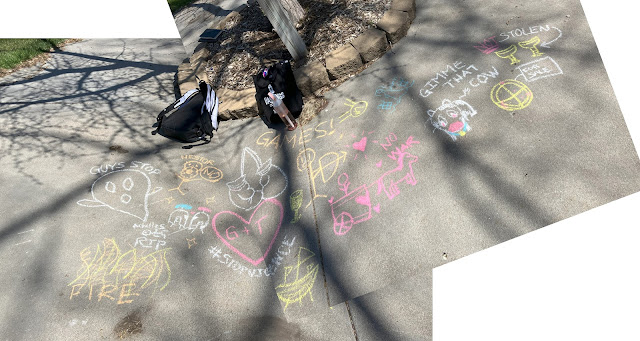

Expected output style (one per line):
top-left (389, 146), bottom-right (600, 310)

top-left (212, 198), bottom-right (284, 266)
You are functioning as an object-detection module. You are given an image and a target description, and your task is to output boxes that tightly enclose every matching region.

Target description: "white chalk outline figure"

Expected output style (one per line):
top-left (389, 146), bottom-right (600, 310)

top-left (226, 147), bottom-right (288, 211)
top-left (77, 169), bottom-right (162, 222)
top-left (168, 205), bottom-right (211, 234)
top-left (426, 99), bottom-right (478, 141)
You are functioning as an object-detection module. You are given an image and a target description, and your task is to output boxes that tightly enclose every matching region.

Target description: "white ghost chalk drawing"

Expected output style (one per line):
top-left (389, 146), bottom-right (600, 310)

top-left (77, 169), bottom-right (162, 222)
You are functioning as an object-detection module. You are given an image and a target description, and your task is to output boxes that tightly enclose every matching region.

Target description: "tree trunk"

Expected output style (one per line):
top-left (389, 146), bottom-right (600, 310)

top-left (280, 0), bottom-right (305, 28)
top-left (257, 0), bottom-right (308, 60)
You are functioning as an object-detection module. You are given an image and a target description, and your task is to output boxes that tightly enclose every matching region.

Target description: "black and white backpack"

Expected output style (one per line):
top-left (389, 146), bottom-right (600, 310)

top-left (152, 79), bottom-right (219, 149)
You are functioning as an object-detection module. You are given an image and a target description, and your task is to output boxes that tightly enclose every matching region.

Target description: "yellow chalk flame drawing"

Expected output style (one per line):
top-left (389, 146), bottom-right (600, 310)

top-left (490, 79), bottom-right (533, 111)
top-left (68, 238), bottom-right (171, 304)
top-left (495, 45), bottom-right (520, 65)
top-left (518, 36), bottom-right (544, 57)
top-left (275, 247), bottom-right (319, 311)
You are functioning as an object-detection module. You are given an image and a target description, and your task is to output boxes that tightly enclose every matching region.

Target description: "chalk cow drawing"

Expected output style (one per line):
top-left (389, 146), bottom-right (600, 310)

top-left (78, 169), bottom-right (162, 222)
top-left (426, 99), bottom-right (477, 141)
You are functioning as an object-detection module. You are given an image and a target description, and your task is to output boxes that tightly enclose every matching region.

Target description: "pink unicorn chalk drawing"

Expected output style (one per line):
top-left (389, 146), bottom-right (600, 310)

top-left (375, 136), bottom-right (420, 200)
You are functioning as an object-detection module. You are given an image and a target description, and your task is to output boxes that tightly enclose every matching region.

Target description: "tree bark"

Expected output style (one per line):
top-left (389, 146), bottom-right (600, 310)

top-left (280, 0), bottom-right (305, 28)
top-left (257, 0), bottom-right (308, 60)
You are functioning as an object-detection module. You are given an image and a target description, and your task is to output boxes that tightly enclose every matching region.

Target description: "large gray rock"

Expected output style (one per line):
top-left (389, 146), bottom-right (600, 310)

top-left (293, 60), bottom-right (331, 97)
top-left (217, 88), bottom-right (258, 120)
top-left (391, 0), bottom-right (416, 23)
top-left (377, 10), bottom-right (411, 44)
top-left (325, 44), bottom-right (364, 80)
top-left (350, 28), bottom-right (389, 63)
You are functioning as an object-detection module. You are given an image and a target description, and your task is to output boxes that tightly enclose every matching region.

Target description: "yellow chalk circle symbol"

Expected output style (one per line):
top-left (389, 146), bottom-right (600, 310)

top-left (490, 79), bottom-right (533, 111)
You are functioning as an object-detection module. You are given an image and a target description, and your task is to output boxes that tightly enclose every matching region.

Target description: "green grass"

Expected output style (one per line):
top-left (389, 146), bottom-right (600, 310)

top-left (0, 39), bottom-right (67, 70)
top-left (167, 0), bottom-right (197, 14)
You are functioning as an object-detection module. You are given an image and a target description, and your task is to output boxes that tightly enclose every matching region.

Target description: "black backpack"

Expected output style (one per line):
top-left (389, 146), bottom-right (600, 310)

top-left (253, 60), bottom-right (303, 125)
top-left (152, 79), bottom-right (219, 149)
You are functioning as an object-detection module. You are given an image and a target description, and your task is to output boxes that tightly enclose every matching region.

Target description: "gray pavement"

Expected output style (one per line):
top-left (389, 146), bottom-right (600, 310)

top-left (1, 0), bottom-right (640, 340)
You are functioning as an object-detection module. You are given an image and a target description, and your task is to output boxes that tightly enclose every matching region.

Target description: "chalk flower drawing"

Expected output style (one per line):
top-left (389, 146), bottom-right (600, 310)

top-left (276, 247), bottom-right (319, 311)
top-left (68, 238), bottom-right (171, 304)
top-left (77, 169), bottom-right (162, 222)
top-left (226, 147), bottom-right (288, 211)
top-left (426, 99), bottom-right (477, 141)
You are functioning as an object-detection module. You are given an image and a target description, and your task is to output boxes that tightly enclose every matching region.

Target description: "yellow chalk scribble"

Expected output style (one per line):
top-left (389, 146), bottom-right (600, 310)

top-left (187, 238), bottom-right (197, 249)
top-left (275, 247), bottom-right (319, 311)
top-left (68, 238), bottom-right (171, 304)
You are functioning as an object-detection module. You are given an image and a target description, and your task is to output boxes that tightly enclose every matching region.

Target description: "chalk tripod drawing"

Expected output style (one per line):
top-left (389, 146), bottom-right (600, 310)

top-left (426, 99), bottom-right (478, 141)
top-left (226, 147), bottom-right (288, 211)
top-left (275, 247), bottom-right (320, 311)
top-left (77, 169), bottom-right (162, 222)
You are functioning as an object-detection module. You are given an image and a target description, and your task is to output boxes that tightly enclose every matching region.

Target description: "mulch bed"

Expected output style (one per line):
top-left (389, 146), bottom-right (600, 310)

top-left (204, 0), bottom-right (391, 92)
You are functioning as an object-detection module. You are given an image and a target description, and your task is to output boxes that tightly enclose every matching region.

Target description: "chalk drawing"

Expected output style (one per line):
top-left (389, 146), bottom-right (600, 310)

top-left (540, 27), bottom-right (562, 48)
top-left (474, 36), bottom-right (501, 54)
top-left (375, 136), bottom-right (420, 200)
top-left (257, 118), bottom-right (337, 151)
top-left (167, 205), bottom-right (211, 234)
top-left (339, 99), bottom-right (368, 123)
top-left (212, 198), bottom-right (284, 266)
top-left (328, 173), bottom-right (373, 236)
top-left (68, 238), bottom-right (171, 304)
top-left (495, 45), bottom-right (520, 65)
top-left (187, 238), bottom-right (197, 249)
top-left (491, 79), bottom-right (533, 111)
top-left (518, 36), bottom-right (544, 57)
top-left (329, 135), bottom-right (420, 236)
top-left (290, 190), bottom-right (303, 223)
top-left (426, 99), bottom-right (478, 141)
top-left (375, 78), bottom-right (414, 114)
top-left (169, 158), bottom-right (223, 196)
top-left (498, 25), bottom-right (552, 42)
top-left (296, 148), bottom-right (347, 208)
top-left (209, 235), bottom-right (296, 279)
top-left (78, 169), bottom-right (162, 222)
top-left (515, 56), bottom-right (563, 82)
top-left (226, 147), bottom-right (288, 211)
top-left (420, 62), bottom-right (480, 97)
top-left (275, 247), bottom-right (319, 311)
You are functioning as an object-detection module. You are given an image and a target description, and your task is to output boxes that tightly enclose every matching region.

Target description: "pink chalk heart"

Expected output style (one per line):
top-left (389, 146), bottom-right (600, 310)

top-left (355, 195), bottom-right (370, 206)
top-left (376, 160), bottom-right (382, 168)
top-left (212, 198), bottom-right (283, 266)
top-left (373, 204), bottom-right (381, 213)
top-left (352, 137), bottom-right (367, 152)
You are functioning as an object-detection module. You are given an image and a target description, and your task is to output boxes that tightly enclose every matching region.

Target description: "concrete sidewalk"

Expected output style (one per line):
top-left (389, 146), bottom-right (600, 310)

top-left (1, 0), bottom-right (640, 340)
